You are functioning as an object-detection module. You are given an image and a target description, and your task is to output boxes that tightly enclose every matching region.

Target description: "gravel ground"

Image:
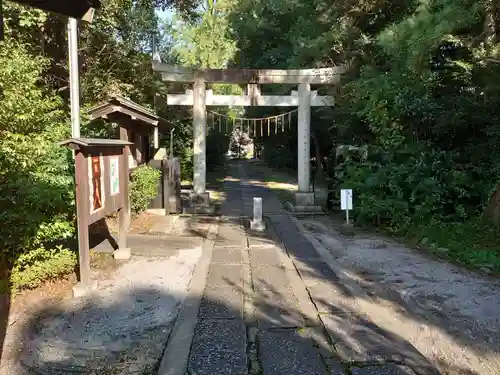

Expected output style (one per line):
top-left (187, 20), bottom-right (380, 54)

top-left (2, 248), bottom-right (202, 375)
top-left (299, 217), bottom-right (500, 375)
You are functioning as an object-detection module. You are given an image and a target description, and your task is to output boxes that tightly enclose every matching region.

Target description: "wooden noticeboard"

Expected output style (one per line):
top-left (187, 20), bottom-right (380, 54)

top-left (60, 137), bottom-right (132, 289)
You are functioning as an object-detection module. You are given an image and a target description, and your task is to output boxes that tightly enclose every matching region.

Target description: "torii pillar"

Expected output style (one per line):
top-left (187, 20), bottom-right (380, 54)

top-left (297, 84), bottom-right (311, 192)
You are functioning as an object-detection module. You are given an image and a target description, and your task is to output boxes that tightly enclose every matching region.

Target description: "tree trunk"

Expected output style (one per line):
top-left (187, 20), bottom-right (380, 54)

top-left (485, 184), bottom-right (500, 223)
top-left (484, 0), bottom-right (498, 46)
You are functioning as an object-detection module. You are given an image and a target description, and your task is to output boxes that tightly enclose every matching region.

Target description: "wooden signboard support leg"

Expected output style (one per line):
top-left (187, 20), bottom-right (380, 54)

top-left (73, 150), bottom-right (97, 297)
top-left (115, 143), bottom-right (131, 260)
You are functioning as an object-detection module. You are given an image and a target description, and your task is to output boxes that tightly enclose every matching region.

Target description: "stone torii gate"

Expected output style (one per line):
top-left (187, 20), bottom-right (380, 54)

top-left (152, 63), bottom-right (344, 211)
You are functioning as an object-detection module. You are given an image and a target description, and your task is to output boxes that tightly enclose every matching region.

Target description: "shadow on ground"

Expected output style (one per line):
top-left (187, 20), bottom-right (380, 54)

top-left (6, 268), bottom-right (481, 375)
top-left (239, 159), bottom-right (499, 375)
top-left (2, 160), bottom-right (497, 375)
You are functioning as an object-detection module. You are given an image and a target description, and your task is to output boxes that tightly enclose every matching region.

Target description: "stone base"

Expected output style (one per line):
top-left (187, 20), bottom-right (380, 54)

top-left (72, 280), bottom-right (98, 298)
top-left (113, 247), bottom-right (131, 260)
top-left (285, 192), bottom-right (324, 214)
top-left (286, 202), bottom-right (325, 214)
top-left (340, 223), bottom-right (355, 236)
top-left (184, 205), bottom-right (216, 215)
top-left (250, 220), bottom-right (266, 232)
top-left (295, 192), bottom-right (315, 206)
top-left (190, 192), bottom-right (210, 208)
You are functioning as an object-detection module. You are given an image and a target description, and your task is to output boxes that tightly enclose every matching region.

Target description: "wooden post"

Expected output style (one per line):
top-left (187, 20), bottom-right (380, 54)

top-left (116, 140), bottom-right (131, 259)
top-left (119, 126), bottom-right (132, 229)
top-left (75, 149), bottom-right (91, 285)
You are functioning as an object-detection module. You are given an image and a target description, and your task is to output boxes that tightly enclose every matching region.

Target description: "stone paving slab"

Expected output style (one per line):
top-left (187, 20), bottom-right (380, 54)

top-left (206, 264), bottom-right (244, 288)
top-left (283, 238), bottom-right (322, 260)
top-left (248, 236), bottom-right (275, 248)
top-left (214, 228), bottom-right (248, 247)
top-left (188, 319), bottom-right (247, 375)
top-left (252, 265), bottom-right (290, 291)
top-left (324, 359), bottom-right (348, 375)
top-left (258, 330), bottom-right (328, 375)
top-left (249, 247), bottom-right (283, 267)
top-left (91, 234), bottom-right (204, 255)
top-left (199, 285), bottom-right (244, 319)
top-left (252, 288), bottom-right (304, 328)
top-left (171, 217), bottom-right (211, 237)
top-left (350, 365), bottom-right (417, 375)
top-left (172, 163), bottom-right (440, 375)
top-left (246, 229), bottom-right (275, 248)
top-left (211, 247), bottom-right (245, 264)
top-left (214, 240), bottom-right (248, 248)
top-left (149, 214), bottom-right (178, 234)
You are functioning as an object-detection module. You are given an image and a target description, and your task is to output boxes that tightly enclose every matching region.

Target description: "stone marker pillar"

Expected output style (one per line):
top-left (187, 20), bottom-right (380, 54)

top-left (193, 79), bottom-right (207, 195)
top-left (250, 197), bottom-right (265, 231)
top-left (153, 126), bottom-right (159, 149)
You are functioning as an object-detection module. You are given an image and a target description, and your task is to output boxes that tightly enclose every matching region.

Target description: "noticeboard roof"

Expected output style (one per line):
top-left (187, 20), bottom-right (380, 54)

top-left (10, 0), bottom-right (101, 20)
top-left (87, 94), bottom-right (170, 130)
top-left (59, 137), bottom-right (133, 150)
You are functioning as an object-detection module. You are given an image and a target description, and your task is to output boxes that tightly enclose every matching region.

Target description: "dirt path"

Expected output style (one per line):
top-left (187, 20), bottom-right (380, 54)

top-left (242, 159), bottom-right (500, 375)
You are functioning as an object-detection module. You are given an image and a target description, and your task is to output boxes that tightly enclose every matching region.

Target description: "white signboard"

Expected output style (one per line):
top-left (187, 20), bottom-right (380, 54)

top-left (340, 189), bottom-right (353, 211)
top-left (109, 156), bottom-right (120, 196)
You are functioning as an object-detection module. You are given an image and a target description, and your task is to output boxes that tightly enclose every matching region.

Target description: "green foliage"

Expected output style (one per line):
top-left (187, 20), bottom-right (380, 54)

top-left (407, 219), bottom-right (500, 272)
top-left (172, 0), bottom-right (238, 68)
top-left (0, 40), bottom-right (74, 287)
top-left (334, 144), bottom-right (483, 228)
top-left (169, 2), bottom-right (241, 179)
top-left (228, 0), bottom-right (500, 270)
top-left (207, 131), bottom-right (230, 168)
top-left (0, 0), bottom-right (196, 290)
top-left (130, 165), bottom-right (162, 215)
top-left (262, 137), bottom-right (296, 170)
top-left (10, 246), bottom-right (77, 291)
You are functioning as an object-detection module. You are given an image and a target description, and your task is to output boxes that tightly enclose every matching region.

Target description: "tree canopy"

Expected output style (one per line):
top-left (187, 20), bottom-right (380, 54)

top-left (1, 0), bottom-right (499, 287)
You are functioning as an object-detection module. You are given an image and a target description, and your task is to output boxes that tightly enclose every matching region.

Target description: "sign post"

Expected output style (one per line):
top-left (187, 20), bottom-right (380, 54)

top-left (340, 189), bottom-right (353, 225)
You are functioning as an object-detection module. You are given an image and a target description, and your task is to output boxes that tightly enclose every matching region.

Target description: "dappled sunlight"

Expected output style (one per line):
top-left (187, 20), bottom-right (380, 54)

top-left (224, 177), bottom-right (241, 182)
top-left (292, 216), bottom-right (500, 375)
top-left (266, 180), bottom-right (297, 192)
top-left (4, 248), bottom-right (203, 374)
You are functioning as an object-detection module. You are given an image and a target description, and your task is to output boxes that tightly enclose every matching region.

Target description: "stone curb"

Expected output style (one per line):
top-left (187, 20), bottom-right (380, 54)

top-left (287, 215), bottom-right (371, 302)
top-left (263, 215), bottom-right (322, 327)
top-left (157, 217), bottom-right (220, 375)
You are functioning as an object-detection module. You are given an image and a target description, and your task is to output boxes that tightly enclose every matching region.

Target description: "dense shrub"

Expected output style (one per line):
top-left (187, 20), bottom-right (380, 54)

top-left (207, 131), bottom-right (230, 168)
top-left (0, 41), bottom-right (76, 290)
top-left (129, 165), bottom-right (161, 214)
top-left (10, 246), bottom-right (77, 291)
top-left (333, 143), bottom-right (484, 230)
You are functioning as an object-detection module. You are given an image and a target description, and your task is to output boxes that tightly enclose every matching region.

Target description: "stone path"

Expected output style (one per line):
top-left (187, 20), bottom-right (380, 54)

top-left (160, 161), bottom-right (439, 375)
